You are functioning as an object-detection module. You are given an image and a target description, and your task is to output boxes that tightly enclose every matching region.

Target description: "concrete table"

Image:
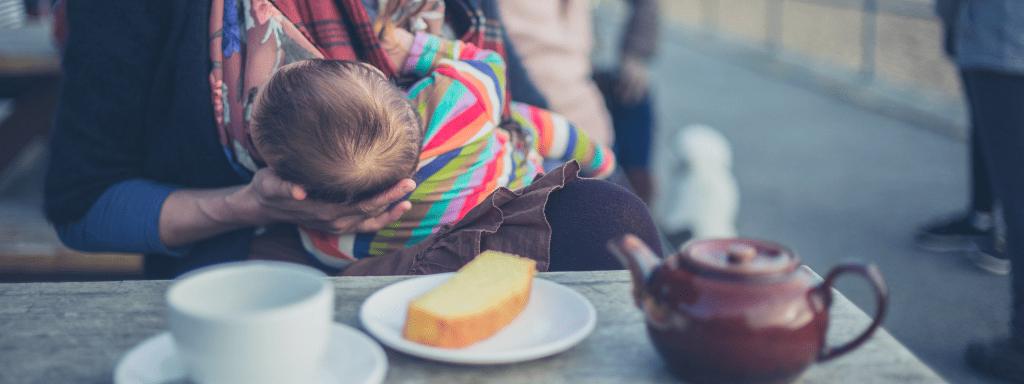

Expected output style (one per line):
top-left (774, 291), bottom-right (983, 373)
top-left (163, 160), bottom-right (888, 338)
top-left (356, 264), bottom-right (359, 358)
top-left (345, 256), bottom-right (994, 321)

top-left (0, 271), bottom-right (946, 383)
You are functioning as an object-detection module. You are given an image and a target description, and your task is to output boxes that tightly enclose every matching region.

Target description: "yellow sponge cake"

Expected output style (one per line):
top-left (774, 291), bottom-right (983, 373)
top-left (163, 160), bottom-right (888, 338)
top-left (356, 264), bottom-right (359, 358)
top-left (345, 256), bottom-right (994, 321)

top-left (403, 251), bottom-right (537, 348)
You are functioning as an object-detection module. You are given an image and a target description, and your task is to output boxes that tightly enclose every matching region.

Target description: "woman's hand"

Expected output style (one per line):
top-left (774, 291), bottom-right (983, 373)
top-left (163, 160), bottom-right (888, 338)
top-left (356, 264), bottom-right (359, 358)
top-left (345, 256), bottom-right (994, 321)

top-left (159, 168), bottom-right (415, 248)
top-left (241, 167), bottom-right (415, 236)
top-left (614, 54), bottom-right (651, 107)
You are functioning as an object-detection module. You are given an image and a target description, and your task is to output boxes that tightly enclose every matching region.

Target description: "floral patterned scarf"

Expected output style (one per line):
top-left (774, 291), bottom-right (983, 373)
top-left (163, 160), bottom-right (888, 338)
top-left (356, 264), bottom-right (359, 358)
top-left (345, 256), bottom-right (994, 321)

top-left (209, 0), bottom-right (325, 175)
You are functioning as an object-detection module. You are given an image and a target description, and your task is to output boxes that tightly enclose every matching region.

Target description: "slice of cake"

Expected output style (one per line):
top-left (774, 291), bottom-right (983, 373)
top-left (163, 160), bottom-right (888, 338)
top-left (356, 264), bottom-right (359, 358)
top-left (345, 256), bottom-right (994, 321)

top-left (403, 251), bottom-right (537, 348)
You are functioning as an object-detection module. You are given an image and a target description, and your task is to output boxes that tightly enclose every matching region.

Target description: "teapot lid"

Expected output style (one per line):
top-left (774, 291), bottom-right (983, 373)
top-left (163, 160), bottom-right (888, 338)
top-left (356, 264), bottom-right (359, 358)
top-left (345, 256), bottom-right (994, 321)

top-left (678, 238), bottom-right (799, 280)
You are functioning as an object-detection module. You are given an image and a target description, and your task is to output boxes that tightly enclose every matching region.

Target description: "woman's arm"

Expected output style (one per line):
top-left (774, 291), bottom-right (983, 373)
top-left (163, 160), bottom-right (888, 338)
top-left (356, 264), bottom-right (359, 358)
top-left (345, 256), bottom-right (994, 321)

top-left (159, 168), bottom-right (414, 248)
top-left (616, 0), bottom-right (659, 106)
top-left (49, 0), bottom-right (414, 255)
top-left (56, 168), bottom-right (414, 253)
top-left (45, 0), bottom-right (169, 226)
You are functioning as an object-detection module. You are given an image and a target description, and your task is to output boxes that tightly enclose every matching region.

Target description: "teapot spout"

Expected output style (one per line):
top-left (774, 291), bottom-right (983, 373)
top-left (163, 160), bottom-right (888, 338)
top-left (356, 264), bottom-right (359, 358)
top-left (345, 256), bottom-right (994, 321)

top-left (607, 234), bottom-right (663, 304)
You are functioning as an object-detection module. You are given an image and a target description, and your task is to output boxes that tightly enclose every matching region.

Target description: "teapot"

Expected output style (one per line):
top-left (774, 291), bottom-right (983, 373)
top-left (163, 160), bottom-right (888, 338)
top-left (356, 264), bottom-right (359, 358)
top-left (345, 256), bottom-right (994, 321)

top-left (607, 234), bottom-right (887, 384)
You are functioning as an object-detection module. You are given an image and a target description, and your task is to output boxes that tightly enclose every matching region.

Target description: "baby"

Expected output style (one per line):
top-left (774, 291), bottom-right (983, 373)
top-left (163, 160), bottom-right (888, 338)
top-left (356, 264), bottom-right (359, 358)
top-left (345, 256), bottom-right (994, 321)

top-left (250, 31), bottom-right (616, 269)
top-left (251, 59), bottom-right (422, 205)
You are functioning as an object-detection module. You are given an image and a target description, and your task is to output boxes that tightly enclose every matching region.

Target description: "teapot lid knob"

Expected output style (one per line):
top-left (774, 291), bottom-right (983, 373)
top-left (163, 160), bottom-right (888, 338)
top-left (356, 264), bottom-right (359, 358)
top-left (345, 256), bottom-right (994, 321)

top-left (726, 244), bottom-right (758, 265)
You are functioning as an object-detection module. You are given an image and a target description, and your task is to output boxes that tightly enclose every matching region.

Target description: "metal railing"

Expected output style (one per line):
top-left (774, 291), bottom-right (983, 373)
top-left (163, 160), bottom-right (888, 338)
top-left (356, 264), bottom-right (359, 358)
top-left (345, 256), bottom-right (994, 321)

top-left (690, 0), bottom-right (940, 84)
top-left (654, 0), bottom-right (965, 136)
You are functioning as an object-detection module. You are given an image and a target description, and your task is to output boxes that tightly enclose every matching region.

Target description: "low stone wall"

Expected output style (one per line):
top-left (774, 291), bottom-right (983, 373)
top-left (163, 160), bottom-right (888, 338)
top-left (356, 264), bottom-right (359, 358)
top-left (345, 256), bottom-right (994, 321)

top-left (652, 0), bottom-right (966, 137)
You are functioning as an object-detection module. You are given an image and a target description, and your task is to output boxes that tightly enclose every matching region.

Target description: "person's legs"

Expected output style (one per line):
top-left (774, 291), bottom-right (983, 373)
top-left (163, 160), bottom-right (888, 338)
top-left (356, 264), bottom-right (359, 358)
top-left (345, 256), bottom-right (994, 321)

top-left (970, 70), bottom-right (1024, 335)
top-left (614, 95), bottom-right (655, 204)
top-left (594, 71), bottom-right (655, 204)
top-left (545, 178), bottom-right (663, 271)
top-left (968, 78), bottom-right (996, 215)
top-left (915, 72), bottom-right (995, 251)
top-left (963, 69), bottom-right (1024, 382)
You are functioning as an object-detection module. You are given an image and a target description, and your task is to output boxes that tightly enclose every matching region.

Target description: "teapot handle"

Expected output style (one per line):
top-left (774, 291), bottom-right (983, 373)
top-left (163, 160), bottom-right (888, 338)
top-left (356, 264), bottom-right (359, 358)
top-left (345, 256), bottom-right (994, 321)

top-left (814, 263), bottom-right (888, 362)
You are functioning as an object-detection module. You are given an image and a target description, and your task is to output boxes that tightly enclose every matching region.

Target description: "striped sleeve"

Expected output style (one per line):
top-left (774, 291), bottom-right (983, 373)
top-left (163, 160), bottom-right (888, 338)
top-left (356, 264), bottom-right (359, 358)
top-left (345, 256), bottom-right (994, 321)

top-left (401, 32), bottom-right (506, 111)
top-left (510, 101), bottom-right (617, 179)
top-left (404, 33), bottom-right (508, 161)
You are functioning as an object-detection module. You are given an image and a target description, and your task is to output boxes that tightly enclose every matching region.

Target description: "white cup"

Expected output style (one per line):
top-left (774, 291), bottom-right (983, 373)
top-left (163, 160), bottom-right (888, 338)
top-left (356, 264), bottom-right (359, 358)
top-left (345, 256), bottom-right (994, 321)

top-left (166, 261), bottom-right (335, 384)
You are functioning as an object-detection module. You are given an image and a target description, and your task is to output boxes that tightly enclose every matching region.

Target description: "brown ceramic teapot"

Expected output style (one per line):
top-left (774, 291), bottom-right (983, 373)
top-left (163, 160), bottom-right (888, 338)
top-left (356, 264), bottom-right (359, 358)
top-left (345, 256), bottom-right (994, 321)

top-left (607, 234), bottom-right (887, 384)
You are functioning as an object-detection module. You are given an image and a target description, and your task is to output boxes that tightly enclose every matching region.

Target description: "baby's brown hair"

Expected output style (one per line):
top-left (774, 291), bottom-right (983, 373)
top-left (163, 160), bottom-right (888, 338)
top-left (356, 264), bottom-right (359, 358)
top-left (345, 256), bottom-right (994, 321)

top-left (251, 59), bottom-right (422, 204)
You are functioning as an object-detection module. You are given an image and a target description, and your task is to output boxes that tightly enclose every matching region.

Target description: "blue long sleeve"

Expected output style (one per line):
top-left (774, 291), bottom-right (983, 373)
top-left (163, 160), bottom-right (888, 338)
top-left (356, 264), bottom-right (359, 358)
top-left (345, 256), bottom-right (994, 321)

top-left (55, 179), bottom-right (190, 256)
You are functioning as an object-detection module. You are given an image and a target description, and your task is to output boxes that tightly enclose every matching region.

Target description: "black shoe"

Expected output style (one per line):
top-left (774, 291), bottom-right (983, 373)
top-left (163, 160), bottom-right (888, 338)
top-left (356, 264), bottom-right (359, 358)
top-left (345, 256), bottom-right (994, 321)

top-left (968, 236), bottom-right (1011, 275)
top-left (915, 211), bottom-right (993, 252)
top-left (966, 339), bottom-right (1024, 383)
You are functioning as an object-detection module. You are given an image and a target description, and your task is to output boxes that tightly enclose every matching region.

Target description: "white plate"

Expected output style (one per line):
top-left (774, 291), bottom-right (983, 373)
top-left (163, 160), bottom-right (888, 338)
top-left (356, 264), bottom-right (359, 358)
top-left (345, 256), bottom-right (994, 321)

top-left (359, 273), bottom-right (597, 364)
top-left (114, 323), bottom-right (387, 384)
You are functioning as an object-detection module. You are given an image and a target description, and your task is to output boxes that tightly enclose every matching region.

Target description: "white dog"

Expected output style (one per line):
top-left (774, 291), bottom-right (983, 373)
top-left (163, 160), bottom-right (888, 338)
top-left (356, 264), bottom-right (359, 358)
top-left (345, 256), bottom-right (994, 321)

top-left (658, 124), bottom-right (740, 248)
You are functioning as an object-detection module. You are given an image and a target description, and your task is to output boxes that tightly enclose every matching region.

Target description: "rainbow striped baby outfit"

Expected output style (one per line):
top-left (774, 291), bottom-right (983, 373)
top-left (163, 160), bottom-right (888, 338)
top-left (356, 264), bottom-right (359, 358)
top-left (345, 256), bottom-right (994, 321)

top-left (301, 33), bottom-right (615, 268)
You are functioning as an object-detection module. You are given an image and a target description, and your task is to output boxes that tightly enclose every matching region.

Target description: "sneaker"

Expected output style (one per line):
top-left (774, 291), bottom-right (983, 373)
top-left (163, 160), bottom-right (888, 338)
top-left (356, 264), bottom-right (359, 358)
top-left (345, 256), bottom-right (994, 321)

top-left (915, 211), bottom-right (993, 252)
top-left (966, 339), bottom-right (1024, 383)
top-left (967, 236), bottom-right (1011, 275)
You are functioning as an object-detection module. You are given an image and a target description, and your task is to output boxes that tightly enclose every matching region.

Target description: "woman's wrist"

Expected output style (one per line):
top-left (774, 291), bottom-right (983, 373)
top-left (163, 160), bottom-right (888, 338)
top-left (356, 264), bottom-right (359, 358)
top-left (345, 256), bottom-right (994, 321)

top-left (159, 186), bottom-right (261, 249)
top-left (215, 184), bottom-right (270, 228)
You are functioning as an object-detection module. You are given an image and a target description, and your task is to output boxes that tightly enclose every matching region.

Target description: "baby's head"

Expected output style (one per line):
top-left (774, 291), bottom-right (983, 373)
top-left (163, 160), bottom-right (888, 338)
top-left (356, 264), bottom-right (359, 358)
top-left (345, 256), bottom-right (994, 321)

top-left (251, 59), bottom-right (422, 204)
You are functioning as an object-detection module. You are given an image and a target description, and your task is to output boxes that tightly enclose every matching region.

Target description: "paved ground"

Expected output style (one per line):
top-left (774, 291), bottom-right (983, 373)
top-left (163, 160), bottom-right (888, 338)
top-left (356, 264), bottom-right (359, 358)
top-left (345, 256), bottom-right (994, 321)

top-left (639, 30), bottom-right (1008, 384)
top-left (0, 17), bottom-right (1012, 384)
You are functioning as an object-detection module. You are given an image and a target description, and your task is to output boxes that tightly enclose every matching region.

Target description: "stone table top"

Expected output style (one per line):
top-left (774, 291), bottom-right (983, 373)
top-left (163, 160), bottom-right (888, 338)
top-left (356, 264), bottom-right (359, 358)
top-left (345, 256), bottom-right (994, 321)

top-left (0, 270), bottom-right (946, 383)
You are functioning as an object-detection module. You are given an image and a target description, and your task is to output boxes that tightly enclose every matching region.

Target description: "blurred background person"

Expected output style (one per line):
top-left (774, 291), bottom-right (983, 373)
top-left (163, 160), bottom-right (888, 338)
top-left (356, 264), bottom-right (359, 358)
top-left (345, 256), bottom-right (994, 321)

top-left (954, 0), bottom-right (1024, 381)
top-left (498, 0), bottom-right (658, 203)
top-left (593, 0), bottom-right (657, 205)
top-left (914, 0), bottom-right (997, 262)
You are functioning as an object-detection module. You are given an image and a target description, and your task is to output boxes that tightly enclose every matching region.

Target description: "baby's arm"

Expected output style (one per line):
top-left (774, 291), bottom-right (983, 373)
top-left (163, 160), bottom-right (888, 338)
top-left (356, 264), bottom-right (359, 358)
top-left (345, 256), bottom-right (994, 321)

top-left (510, 102), bottom-right (617, 179)
top-left (401, 32), bottom-right (507, 98)
top-left (405, 32), bottom-right (510, 159)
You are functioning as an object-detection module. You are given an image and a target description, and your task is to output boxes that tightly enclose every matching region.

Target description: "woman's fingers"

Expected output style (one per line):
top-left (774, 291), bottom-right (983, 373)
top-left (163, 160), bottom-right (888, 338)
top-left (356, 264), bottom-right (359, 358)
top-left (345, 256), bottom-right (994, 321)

top-left (616, 55), bottom-right (651, 106)
top-left (249, 169), bottom-right (417, 235)
top-left (615, 71), bottom-right (646, 105)
top-left (615, 80), bottom-right (635, 105)
top-left (319, 200), bottom-right (410, 236)
top-left (253, 168), bottom-right (301, 200)
top-left (314, 179), bottom-right (415, 235)
top-left (356, 200), bottom-right (413, 233)
top-left (358, 178), bottom-right (416, 214)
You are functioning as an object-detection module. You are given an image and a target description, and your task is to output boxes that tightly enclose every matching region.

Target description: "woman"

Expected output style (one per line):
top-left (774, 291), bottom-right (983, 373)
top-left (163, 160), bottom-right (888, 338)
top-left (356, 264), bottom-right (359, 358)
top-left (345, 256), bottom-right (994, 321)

top-left (45, 0), bottom-right (661, 278)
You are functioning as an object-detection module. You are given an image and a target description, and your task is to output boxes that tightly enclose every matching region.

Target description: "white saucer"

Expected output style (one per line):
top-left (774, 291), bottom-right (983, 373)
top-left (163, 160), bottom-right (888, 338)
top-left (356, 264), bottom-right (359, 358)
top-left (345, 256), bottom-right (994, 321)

top-left (359, 273), bottom-right (597, 365)
top-left (114, 323), bottom-right (387, 384)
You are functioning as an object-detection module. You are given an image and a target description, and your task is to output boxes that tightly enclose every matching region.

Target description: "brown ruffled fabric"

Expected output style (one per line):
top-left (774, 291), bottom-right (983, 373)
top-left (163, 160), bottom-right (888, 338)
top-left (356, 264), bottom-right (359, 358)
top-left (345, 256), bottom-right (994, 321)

top-left (341, 160), bottom-right (581, 276)
top-left (248, 161), bottom-right (580, 275)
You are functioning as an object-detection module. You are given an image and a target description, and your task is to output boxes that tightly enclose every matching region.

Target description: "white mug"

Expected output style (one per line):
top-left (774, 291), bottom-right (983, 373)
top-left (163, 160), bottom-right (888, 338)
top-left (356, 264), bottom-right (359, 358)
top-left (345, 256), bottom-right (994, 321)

top-left (166, 261), bottom-right (335, 384)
